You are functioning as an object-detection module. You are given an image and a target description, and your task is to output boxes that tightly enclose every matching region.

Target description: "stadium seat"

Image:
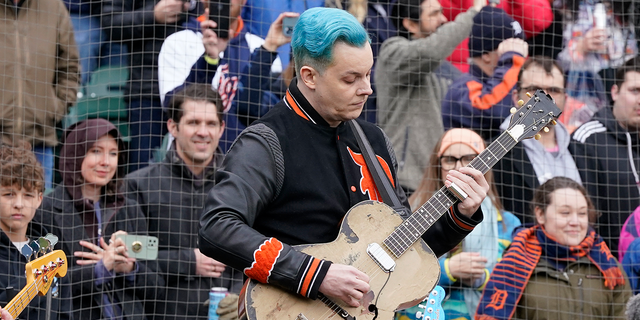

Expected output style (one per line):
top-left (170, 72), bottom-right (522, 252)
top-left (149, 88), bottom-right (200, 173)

top-left (64, 66), bottom-right (130, 141)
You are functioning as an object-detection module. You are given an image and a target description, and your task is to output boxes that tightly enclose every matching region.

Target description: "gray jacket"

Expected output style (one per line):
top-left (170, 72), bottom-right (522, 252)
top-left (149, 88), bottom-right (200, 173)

top-left (375, 9), bottom-right (477, 191)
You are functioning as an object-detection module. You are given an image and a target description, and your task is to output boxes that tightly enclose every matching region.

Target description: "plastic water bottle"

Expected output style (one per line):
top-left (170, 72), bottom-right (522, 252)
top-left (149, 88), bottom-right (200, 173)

top-left (593, 3), bottom-right (608, 54)
top-left (593, 3), bottom-right (607, 29)
top-left (208, 287), bottom-right (228, 320)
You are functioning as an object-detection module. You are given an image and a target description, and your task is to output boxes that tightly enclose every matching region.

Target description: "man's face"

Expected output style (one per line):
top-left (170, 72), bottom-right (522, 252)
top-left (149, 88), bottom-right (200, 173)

top-left (308, 42), bottom-right (374, 127)
top-left (169, 100), bottom-right (225, 167)
top-left (414, 0), bottom-right (447, 38)
top-left (612, 71), bottom-right (640, 131)
top-left (0, 185), bottom-right (42, 239)
top-left (515, 64), bottom-right (566, 111)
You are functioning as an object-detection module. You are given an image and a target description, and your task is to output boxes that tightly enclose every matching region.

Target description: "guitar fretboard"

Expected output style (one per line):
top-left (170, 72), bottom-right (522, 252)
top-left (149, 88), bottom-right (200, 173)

top-left (383, 132), bottom-right (519, 258)
top-left (5, 281), bottom-right (39, 319)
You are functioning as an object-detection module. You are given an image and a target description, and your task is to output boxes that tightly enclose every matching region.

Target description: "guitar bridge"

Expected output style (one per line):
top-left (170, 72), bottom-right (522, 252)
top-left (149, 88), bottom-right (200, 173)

top-left (367, 243), bottom-right (395, 272)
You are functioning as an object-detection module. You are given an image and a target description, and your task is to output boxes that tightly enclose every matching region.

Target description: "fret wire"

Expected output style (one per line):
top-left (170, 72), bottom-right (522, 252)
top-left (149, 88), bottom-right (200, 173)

top-left (383, 129), bottom-right (528, 257)
top-left (404, 220), bottom-right (422, 238)
top-left (471, 156), bottom-right (489, 171)
top-left (395, 227), bottom-right (411, 249)
top-left (493, 137), bottom-right (509, 153)
top-left (414, 208), bottom-right (430, 228)
top-left (383, 237), bottom-right (401, 253)
top-left (384, 236), bottom-right (403, 256)
top-left (410, 215), bottom-right (428, 234)
top-left (402, 217), bottom-right (425, 245)
top-left (422, 200), bottom-right (444, 224)
top-left (397, 231), bottom-right (412, 252)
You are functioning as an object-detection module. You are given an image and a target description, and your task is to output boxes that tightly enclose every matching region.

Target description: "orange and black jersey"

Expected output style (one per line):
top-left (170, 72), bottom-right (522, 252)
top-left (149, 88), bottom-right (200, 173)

top-left (199, 78), bottom-right (483, 301)
top-left (442, 52), bottom-right (525, 141)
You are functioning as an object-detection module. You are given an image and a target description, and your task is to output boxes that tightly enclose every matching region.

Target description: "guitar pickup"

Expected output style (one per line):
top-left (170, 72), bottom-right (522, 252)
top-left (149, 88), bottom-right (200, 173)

top-left (367, 243), bottom-right (395, 272)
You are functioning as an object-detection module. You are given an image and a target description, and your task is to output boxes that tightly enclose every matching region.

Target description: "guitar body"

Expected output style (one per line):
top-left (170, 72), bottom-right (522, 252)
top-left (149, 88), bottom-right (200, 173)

top-left (241, 90), bottom-right (562, 320)
top-left (244, 201), bottom-right (440, 320)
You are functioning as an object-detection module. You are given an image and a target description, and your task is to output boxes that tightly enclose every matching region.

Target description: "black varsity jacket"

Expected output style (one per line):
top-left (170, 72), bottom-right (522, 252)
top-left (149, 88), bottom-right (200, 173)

top-left (199, 79), bottom-right (483, 300)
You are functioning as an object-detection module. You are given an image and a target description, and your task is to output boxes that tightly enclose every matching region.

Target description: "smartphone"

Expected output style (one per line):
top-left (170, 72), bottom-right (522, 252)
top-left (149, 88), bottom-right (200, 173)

top-left (116, 235), bottom-right (159, 260)
top-left (282, 16), bottom-right (299, 38)
top-left (209, 0), bottom-right (231, 39)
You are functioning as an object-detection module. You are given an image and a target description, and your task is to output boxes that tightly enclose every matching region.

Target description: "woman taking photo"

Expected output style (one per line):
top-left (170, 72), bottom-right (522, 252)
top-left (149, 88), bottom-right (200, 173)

top-left (404, 128), bottom-right (520, 320)
top-left (476, 177), bottom-right (631, 319)
top-left (36, 119), bottom-right (163, 320)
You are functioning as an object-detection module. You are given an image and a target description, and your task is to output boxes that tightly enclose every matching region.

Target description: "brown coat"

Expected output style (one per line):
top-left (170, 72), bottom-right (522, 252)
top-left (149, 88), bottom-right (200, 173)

top-left (0, 0), bottom-right (79, 146)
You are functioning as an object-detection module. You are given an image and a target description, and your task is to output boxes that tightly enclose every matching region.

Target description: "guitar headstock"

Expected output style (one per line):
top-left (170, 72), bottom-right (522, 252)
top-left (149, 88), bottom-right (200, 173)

top-left (24, 250), bottom-right (67, 296)
top-left (421, 286), bottom-right (445, 320)
top-left (506, 90), bottom-right (562, 142)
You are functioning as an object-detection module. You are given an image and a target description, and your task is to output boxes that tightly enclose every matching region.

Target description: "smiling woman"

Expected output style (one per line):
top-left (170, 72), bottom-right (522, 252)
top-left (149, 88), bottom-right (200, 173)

top-left (35, 119), bottom-right (164, 319)
top-left (477, 177), bottom-right (632, 320)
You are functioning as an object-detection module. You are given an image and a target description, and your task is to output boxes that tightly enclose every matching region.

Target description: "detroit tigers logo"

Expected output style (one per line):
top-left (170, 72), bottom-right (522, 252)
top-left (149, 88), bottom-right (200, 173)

top-left (215, 64), bottom-right (239, 113)
top-left (347, 147), bottom-right (394, 201)
top-left (487, 289), bottom-right (508, 310)
top-left (511, 20), bottom-right (523, 37)
top-left (596, 241), bottom-right (615, 261)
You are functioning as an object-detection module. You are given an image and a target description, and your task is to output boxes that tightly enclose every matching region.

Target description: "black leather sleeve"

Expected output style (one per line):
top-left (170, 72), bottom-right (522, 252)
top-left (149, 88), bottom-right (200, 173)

top-left (199, 124), bottom-right (327, 298)
top-left (422, 206), bottom-right (483, 257)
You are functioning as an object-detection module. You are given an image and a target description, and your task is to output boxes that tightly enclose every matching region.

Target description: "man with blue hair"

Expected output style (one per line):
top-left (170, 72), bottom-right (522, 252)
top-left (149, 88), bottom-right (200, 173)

top-left (199, 6), bottom-right (488, 313)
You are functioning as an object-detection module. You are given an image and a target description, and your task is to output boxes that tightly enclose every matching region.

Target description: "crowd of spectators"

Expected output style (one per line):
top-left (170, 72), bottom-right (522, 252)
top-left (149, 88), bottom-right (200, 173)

top-left (2, 0), bottom-right (640, 319)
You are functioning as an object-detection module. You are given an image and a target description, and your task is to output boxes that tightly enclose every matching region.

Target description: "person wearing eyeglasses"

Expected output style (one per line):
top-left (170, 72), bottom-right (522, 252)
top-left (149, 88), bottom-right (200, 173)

top-left (408, 128), bottom-right (521, 320)
top-left (493, 55), bottom-right (582, 225)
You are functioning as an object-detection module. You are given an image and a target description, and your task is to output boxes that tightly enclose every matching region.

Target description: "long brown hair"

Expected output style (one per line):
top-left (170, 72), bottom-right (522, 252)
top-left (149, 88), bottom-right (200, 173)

top-left (408, 130), bottom-right (503, 213)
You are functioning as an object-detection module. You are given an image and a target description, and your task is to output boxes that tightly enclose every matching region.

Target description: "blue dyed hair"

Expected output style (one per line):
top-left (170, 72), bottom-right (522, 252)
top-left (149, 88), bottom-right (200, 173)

top-left (292, 7), bottom-right (370, 74)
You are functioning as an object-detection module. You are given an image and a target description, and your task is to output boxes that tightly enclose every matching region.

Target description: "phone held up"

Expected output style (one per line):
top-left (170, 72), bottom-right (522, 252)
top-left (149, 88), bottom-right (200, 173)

top-left (115, 235), bottom-right (159, 260)
top-left (282, 16), bottom-right (299, 37)
top-left (209, 0), bottom-right (231, 39)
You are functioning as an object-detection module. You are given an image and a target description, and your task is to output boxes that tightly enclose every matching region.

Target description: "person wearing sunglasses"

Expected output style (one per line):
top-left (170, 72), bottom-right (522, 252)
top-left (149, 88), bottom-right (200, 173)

top-left (494, 55), bottom-right (581, 225)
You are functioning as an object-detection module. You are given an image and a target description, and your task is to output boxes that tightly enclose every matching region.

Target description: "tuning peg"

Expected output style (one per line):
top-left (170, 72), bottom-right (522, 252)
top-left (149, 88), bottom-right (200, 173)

top-left (550, 119), bottom-right (557, 126)
top-left (517, 99), bottom-right (524, 107)
top-left (543, 127), bottom-right (550, 133)
top-left (526, 92), bottom-right (533, 98)
top-left (29, 241), bottom-right (40, 257)
top-left (45, 234), bottom-right (58, 246)
top-left (38, 237), bottom-right (51, 254)
top-left (21, 243), bottom-right (34, 261)
top-left (534, 134), bottom-right (541, 140)
top-left (510, 107), bottom-right (517, 114)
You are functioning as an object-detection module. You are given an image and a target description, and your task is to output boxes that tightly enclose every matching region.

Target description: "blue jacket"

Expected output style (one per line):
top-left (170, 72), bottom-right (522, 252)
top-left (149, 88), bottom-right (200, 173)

top-left (622, 238), bottom-right (640, 294)
top-left (442, 52), bottom-right (525, 140)
top-left (62, 0), bottom-right (94, 15)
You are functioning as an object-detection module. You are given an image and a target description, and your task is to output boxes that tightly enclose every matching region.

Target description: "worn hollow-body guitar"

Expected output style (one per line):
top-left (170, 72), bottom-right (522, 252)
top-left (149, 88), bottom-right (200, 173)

top-left (242, 91), bottom-right (561, 320)
top-left (2, 235), bottom-right (67, 320)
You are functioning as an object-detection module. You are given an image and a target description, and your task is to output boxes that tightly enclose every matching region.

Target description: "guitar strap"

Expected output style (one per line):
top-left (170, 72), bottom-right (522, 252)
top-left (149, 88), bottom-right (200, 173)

top-left (348, 120), bottom-right (408, 215)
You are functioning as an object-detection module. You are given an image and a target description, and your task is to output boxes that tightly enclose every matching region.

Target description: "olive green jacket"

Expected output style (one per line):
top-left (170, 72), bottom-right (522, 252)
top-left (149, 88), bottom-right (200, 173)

top-left (514, 257), bottom-right (632, 320)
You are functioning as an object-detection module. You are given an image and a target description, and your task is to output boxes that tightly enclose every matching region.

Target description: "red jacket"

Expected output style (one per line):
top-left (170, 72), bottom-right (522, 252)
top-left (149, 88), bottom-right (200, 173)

top-left (441, 0), bottom-right (553, 72)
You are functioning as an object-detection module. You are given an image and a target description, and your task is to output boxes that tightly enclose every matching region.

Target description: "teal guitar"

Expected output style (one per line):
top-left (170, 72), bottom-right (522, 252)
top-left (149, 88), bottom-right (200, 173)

top-left (395, 286), bottom-right (446, 320)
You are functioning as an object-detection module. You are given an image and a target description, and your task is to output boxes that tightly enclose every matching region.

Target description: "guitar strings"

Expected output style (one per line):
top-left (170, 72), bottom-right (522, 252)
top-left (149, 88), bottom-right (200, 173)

top-left (5, 280), bottom-right (38, 317)
top-left (316, 258), bottom-right (395, 320)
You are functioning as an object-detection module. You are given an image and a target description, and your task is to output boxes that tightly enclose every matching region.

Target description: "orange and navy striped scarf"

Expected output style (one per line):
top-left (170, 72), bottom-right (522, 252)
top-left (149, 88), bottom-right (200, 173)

top-left (475, 225), bottom-right (624, 320)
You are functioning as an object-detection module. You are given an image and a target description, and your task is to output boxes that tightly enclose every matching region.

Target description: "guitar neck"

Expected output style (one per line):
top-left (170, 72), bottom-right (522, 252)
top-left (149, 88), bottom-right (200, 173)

top-left (383, 132), bottom-right (519, 257)
top-left (4, 282), bottom-right (38, 319)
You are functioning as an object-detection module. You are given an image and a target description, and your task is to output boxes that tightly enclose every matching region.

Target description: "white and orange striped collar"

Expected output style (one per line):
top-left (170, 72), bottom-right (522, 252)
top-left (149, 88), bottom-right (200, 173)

top-left (283, 78), bottom-right (331, 127)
